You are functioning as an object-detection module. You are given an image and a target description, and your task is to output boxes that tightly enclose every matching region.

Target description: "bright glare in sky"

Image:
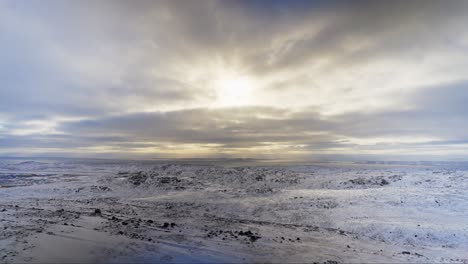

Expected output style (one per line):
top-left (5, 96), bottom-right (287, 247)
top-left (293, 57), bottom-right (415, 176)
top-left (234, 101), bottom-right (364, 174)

top-left (214, 73), bottom-right (255, 107)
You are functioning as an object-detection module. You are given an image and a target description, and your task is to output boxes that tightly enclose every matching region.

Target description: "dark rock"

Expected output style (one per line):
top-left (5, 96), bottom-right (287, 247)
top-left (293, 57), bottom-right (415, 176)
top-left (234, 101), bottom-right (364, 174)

top-left (380, 179), bottom-right (390, 186)
top-left (128, 171), bottom-right (148, 185)
top-left (402, 251), bottom-right (411, 255)
top-left (236, 230), bottom-right (261, 242)
top-left (255, 175), bottom-right (266, 181)
top-left (94, 209), bottom-right (102, 216)
top-left (249, 235), bottom-right (261, 242)
top-left (162, 222), bottom-right (170, 228)
top-left (147, 219), bottom-right (154, 224)
top-left (130, 233), bottom-right (140, 239)
top-left (159, 177), bottom-right (181, 184)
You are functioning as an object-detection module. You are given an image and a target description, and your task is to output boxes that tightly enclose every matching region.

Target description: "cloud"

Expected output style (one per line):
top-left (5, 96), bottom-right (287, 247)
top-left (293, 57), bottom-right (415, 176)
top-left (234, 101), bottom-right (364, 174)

top-left (2, 0), bottom-right (468, 159)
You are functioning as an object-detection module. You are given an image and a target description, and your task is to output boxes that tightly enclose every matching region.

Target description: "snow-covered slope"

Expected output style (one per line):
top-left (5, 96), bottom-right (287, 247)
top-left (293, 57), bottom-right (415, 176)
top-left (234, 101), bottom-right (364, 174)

top-left (1, 159), bottom-right (467, 263)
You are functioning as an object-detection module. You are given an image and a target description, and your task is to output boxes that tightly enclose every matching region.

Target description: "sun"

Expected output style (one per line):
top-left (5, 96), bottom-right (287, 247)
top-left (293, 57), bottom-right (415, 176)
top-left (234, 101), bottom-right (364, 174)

top-left (214, 73), bottom-right (255, 107)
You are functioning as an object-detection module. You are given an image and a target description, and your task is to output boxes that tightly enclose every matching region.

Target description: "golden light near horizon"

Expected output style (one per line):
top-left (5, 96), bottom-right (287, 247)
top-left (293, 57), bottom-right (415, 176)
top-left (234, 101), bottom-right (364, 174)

top-left (213, 72), bottom-right (256, 107)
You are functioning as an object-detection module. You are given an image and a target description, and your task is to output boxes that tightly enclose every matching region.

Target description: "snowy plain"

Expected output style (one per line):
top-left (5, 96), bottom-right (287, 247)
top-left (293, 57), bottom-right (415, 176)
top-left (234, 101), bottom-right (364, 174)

top-left (0, 158), bottom-right (467, 263)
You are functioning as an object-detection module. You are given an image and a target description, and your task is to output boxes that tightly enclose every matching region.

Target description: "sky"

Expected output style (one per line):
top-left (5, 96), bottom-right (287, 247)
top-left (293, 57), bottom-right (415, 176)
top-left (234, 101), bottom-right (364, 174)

top-left (1, 0), bottom-right (468, 160)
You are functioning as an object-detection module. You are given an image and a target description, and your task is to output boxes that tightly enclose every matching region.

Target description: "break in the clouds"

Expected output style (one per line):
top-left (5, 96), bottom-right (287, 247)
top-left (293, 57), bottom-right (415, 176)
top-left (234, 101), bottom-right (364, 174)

top-left (1, 0), bottom-right (468, 160)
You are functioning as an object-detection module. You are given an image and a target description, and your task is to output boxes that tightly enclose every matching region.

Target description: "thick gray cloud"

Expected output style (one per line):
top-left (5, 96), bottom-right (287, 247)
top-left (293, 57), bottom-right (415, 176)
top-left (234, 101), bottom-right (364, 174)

top-left (1, 0), bottom-right (468, 159)
top-left (1, 80), bottom-right (460, 159)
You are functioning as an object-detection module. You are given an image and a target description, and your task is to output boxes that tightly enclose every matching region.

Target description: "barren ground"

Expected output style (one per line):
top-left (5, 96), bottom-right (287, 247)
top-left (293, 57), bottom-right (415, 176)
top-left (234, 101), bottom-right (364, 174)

top-left (1, 159), bottom-right (467, 263)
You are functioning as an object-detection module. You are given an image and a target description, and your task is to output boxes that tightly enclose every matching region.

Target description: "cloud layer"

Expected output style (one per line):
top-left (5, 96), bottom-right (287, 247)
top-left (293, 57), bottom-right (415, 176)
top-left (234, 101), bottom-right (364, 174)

top-left (1, 0), bottom-right (468, 160)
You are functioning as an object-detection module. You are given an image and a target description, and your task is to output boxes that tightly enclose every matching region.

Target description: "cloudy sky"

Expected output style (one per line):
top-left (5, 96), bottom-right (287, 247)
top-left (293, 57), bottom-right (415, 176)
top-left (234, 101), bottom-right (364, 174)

top-left (1, 0), bottom-right (468, 160)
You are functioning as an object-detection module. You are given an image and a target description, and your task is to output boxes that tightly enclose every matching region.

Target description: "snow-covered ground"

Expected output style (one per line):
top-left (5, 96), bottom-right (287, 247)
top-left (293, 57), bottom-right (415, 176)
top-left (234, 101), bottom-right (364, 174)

top-left (0, 159), bottom-right (467, 263)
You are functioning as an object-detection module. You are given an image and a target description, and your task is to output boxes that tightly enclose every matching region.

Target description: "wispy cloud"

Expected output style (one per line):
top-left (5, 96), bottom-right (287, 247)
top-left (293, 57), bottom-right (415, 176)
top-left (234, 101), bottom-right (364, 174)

top-left (1, 0), bottom-right (468, 159)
